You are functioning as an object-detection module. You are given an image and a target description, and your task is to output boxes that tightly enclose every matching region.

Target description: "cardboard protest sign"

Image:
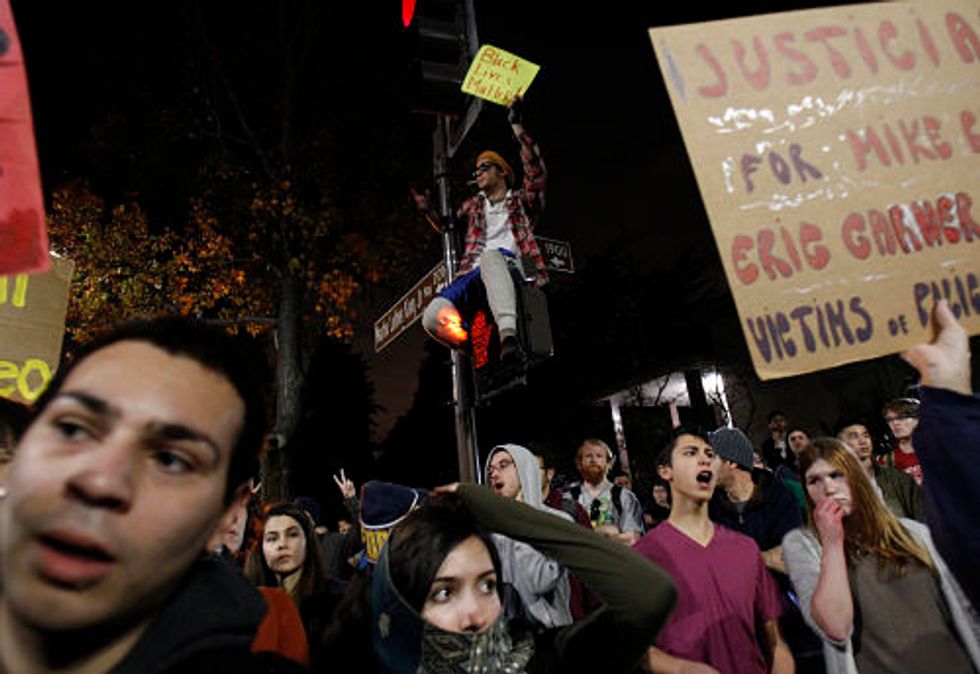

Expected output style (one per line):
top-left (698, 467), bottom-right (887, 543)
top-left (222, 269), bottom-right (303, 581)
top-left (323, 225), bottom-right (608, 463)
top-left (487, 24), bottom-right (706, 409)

top-left (0, 254), bottom-right (73, 403)
top-left (462, 44), bottom-right (540, 105)
top-left (649, 1), bottom-right (980, 379)
top-left (0, 0), bottom-right (49, 276)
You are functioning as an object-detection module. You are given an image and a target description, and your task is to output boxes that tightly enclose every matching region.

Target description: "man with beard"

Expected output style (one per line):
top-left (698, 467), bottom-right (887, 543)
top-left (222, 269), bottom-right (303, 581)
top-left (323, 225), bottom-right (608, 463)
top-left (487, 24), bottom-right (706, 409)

top-left (566, 438), bottom-right (644, 544)
top-left (636, 427), bottom-right (794, 674)
top-left (835, 417), bottom-right (923, 521)
top-left (484, 443), bottom-right (573, 628)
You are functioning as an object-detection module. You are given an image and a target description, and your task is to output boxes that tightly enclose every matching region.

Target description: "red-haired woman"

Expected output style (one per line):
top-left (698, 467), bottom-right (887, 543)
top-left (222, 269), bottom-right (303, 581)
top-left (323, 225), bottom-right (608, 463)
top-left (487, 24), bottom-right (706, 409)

top-left (783, 438), bottom-right (980, 674)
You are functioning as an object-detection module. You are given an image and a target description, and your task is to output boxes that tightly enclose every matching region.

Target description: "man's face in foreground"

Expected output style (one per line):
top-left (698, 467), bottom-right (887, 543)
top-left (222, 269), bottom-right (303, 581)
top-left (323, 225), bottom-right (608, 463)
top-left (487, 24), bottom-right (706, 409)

top-left (0, 341), bottom-right (245, 631)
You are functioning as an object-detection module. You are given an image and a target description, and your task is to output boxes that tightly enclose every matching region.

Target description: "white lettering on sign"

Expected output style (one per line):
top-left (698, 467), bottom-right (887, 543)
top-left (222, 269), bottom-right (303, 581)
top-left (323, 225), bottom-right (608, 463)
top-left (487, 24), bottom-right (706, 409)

top-left (374, 263), bottom-right (450, 352)
top-left (536, 236), bottom-right (574, 273)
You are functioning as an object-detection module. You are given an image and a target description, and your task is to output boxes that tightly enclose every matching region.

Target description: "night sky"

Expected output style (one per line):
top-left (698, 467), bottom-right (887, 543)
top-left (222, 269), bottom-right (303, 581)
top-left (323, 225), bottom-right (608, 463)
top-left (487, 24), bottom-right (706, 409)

top-left (10, 0), bottom-right (878, 440)
top-left (361, 0), bottom-right (879, 437)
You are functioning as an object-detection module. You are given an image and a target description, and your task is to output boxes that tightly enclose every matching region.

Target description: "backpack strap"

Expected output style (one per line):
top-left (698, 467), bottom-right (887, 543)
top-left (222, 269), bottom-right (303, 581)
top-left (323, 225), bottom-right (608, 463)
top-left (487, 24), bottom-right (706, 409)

top-left (611, 484), bottom-right (623, 516)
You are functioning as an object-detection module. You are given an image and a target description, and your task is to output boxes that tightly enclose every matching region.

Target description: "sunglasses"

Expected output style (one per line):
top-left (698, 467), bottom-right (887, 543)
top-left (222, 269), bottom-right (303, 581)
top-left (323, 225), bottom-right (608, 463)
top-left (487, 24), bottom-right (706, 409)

top-left (473, 162), bottom-right (498, 178)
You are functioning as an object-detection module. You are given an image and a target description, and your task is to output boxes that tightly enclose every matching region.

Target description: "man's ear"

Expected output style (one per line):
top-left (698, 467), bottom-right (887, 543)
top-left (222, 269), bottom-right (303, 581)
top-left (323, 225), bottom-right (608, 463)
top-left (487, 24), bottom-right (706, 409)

top-left (545, 467), bottom-right (556, 482)
top-left (210, 482), bottom-right (251, 538)
top-left (657, 464), bottom-right (672, 482)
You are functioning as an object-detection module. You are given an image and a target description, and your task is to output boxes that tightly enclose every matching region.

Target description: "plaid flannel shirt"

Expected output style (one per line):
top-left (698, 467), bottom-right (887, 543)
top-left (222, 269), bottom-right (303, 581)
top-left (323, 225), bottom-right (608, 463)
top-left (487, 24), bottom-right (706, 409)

top-left (457, 131), bottom-right (548, 287)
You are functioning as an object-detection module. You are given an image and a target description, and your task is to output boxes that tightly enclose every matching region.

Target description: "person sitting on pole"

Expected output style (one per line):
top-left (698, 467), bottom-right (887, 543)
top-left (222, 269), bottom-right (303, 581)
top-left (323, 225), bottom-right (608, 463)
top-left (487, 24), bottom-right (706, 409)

top-left (415, 95), bottom-right (547, 363)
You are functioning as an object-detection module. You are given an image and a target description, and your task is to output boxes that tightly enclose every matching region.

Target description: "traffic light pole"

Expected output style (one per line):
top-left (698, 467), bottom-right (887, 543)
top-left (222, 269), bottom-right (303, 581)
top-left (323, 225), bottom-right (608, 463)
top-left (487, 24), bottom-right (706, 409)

top-left (433, 115), bottom-right (480, 483)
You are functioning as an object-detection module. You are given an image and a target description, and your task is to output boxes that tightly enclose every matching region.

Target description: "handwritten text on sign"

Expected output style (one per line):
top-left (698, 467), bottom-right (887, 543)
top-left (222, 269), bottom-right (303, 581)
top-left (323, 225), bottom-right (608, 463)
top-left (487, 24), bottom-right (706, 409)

top-left (462, 45), bottom-right (540, 106)
top-left (649, 1), bottom-right (980, 379)
top-left (0, 0), bottom-right (49, 276)
top-left (0, 255), bottom-right (74, 402)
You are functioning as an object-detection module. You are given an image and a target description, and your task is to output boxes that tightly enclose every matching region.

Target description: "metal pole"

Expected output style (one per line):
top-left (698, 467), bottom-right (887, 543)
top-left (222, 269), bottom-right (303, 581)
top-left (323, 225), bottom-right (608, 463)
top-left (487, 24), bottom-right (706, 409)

top-left (433, 115), bottom-right (480, 483)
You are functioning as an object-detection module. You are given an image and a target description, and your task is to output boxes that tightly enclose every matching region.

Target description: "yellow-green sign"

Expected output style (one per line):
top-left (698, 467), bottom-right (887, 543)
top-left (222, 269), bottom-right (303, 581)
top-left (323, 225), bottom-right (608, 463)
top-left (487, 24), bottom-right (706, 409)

top-left (462, 44), bottom-right (540, 106)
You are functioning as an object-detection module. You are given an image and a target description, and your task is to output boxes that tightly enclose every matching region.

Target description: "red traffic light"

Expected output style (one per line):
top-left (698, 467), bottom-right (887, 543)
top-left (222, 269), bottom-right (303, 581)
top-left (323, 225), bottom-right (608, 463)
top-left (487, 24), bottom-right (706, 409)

top-left (401, 0), bottom-right (417, 27)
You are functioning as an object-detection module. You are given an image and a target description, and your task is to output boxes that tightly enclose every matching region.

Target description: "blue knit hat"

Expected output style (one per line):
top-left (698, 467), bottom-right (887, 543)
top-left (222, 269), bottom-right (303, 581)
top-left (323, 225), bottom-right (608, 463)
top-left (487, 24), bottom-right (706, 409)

top-left (360, 481), bottom-right (427, 565)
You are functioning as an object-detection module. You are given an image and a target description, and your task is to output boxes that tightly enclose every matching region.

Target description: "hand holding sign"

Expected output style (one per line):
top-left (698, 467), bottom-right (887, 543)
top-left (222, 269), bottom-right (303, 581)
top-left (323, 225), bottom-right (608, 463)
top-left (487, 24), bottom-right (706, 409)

top-left (903, 300), bottom-right (971, 396)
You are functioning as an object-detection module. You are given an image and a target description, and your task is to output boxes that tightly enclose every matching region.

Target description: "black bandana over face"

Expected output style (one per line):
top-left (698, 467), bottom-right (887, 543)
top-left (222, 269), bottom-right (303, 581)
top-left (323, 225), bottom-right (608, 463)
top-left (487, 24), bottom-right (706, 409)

top-left (372, 545), bottom-right (534, 674)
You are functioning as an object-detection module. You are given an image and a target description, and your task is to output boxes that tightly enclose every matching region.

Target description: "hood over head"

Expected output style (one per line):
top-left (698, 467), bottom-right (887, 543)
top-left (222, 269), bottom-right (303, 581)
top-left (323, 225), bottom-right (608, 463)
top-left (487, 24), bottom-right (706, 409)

top-left (484, 443), bottom-right (546, 510)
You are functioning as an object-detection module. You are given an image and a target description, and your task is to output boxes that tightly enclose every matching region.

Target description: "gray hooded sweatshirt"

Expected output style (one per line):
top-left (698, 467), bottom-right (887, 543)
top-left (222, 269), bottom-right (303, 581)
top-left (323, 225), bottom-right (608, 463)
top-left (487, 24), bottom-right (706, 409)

top-left (484, 443), bottom-right (574, 629)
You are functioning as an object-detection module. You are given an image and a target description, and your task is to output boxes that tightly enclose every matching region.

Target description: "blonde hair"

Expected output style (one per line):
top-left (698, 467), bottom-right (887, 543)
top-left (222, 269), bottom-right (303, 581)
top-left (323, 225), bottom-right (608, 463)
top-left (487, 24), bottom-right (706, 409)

top-left (577, 438), bottom-right (613, 462)
top-left (799, 438), bottom-right (933, 578)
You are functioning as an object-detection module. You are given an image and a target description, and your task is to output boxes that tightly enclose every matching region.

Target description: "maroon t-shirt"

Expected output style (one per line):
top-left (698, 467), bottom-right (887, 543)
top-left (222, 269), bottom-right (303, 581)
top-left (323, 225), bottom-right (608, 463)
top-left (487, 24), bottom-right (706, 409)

top-left (633, 522), bottom-right (782, 674)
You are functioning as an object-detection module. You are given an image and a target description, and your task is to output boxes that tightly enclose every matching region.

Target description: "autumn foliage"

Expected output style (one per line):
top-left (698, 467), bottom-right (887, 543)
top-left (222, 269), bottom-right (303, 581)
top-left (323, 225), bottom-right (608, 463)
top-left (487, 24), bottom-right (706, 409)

top-left (46, 177), bottom-right (363, 344)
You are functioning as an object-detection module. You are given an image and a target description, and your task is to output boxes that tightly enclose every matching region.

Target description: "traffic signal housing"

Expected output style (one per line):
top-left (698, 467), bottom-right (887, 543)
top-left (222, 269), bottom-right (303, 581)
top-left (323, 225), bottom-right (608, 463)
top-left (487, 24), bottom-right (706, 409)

top-left (402, 0), bottom-right (470, 116)
top-left (473, 265), bottom-right (554, 404)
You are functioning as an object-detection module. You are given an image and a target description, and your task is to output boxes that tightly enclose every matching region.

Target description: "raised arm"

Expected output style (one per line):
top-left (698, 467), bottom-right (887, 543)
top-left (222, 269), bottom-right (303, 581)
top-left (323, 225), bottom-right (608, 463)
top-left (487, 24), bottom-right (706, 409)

top-left (507, 96), bottom-right (545, 217)
top-left (903, 298), bottom-right (980, 607)
top-left (902, 298), bottom-right (971, 395)
top-left (454, 484), bottom-right (676, 673)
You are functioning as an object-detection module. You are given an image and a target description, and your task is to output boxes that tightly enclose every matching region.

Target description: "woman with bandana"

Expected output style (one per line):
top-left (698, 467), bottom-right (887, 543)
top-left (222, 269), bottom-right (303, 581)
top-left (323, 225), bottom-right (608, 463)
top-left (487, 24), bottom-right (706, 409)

top-left (369, 483), bottom-right (677, 674)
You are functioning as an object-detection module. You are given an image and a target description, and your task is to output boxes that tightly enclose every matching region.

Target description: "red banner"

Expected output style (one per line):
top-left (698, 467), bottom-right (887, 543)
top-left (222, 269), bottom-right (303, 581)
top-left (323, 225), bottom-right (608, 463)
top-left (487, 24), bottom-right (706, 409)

top-left (0, 0), bottom-right (48, 276)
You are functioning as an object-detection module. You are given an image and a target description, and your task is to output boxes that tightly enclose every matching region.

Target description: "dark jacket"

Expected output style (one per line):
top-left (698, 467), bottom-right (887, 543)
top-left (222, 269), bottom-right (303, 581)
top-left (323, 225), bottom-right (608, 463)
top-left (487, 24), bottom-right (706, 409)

top-left (914, 385), bottom-right (980, 608)
top-left (709, 470), bottom-right (803, 553)
top-left (110, 556), bottom-right (308, 674)
top-left (875, 463), bottom-right (924, 522)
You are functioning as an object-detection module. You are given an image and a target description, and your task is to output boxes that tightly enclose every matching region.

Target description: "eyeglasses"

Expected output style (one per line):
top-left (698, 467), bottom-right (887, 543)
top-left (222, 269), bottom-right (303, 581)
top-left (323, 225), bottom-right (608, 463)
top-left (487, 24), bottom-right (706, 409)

top-left (472, 162), bottom-right (497, 178)
top-left (884, 415), bottom-right (916, 423)
top-left (487, 458), bottom-right (514, 476)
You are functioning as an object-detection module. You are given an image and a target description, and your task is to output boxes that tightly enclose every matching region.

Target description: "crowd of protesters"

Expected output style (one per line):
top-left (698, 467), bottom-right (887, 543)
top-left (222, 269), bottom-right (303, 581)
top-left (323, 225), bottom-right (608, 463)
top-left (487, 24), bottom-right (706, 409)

top-left (0, 301), bottom-right (977, 674)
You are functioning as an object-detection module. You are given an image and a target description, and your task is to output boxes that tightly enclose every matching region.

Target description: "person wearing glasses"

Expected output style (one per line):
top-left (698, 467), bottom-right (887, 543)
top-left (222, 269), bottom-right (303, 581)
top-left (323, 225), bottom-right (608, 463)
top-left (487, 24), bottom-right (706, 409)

top-left (835, 417), bottom-right (924, 522)
top-left (483, 443), bottom-right (574, 629)
top-left (416, 95), bottom-right (547, 363)
top-left (566, 438), bottom-right (645, 544)
top-left (880, 397), bottom-right (924, 485)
